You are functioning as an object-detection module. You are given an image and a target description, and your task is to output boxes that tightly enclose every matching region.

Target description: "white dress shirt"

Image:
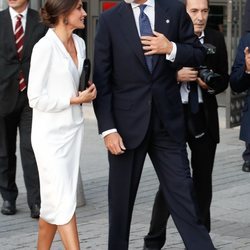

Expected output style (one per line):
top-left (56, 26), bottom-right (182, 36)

top-left (9, 6), bottom-right (28, 32)
top-left (131, 0), bottom-right (177, 62)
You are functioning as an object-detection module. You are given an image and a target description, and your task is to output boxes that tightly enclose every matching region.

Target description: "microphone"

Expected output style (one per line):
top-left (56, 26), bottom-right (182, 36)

top-left (79, 58), bottom-right (91, 91)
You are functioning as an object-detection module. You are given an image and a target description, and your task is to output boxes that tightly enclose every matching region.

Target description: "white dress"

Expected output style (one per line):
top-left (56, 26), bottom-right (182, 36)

top-left (28, 29), bottom-right (86, 225)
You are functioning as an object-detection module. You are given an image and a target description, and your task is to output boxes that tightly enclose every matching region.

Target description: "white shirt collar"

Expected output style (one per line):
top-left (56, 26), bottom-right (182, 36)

top-left (198, 31), bottom-right (205, 44)
top-left (131, 0), bottom-right (155, 9)
top-left (9, 6), bottom-right (28, 20)
top-left (199, 31), bottom-right (205, 40)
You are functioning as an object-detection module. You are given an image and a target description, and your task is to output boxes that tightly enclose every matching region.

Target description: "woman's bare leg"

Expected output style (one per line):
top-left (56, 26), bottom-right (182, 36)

top-left (37, 218), bottom-right (57, 250)
top-left (58, 214), bottom-right (80, 250)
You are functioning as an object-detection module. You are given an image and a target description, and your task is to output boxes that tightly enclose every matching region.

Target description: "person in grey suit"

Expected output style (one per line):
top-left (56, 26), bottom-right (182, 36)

top-left (0, 0), bottom-right (46, 218)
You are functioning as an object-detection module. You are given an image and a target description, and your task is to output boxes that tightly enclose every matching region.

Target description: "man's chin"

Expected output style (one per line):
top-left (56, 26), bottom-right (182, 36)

top-left (8, 0), bottom-right (16, 5)
top-left (195, 27), bottom-right (204, 35)
top-left (8, 4), bottom-right (17, 9)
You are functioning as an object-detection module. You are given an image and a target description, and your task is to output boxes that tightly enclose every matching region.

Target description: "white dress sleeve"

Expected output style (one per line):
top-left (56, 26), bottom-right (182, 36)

top-left (28, 39), bottom-right (70, 112)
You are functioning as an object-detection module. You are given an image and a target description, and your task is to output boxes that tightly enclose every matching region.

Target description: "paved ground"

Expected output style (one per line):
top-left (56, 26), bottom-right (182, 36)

top-left (0, 106), bottom-right (250, 250)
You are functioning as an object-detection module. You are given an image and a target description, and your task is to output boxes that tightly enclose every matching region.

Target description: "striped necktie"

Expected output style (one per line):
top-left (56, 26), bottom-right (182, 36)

top-left (139, 4), bottom-right (153, 73)
top-left (15, 14), bottom-right (26, 92)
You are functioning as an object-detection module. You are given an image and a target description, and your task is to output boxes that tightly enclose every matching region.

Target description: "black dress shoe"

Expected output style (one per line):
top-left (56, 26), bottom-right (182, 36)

top-left (143, 244), bottom-right (161, 250)
top-left (1, 200), bottom-right (16, 215)
top-left (242, 161), bottom-right (250, 172)
top-left (30, 204), bottom-right (40, 219)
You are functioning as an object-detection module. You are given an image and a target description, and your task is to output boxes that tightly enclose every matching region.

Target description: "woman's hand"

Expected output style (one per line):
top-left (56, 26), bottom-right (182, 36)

top-left (70, 82), bottom-right (97, 104)
top-left (245, 47), bottom-right (250, 71)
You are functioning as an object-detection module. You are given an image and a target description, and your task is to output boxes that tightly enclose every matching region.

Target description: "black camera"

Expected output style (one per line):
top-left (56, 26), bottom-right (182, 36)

top-left (197, 44), bottom-right (221, 90)
top-left (198, 66), bottom-right (221, 90)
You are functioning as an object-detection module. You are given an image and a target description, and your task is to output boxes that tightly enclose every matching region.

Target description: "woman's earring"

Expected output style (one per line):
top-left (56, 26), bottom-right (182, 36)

top-left (63, 18), bottom-right (68, 25)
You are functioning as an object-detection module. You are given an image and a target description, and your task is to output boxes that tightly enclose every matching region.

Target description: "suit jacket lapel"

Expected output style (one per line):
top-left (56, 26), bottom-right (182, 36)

top-left (153, 0), bottom-right (171, 72)
top-left (204, 30), bottom-right (212, 44)
top-left (118, 3), bottom-right (149, 71)
top-left (22, 9), bottom-right (35, 60)
top-left (4, 9), bottom-right (17, 57)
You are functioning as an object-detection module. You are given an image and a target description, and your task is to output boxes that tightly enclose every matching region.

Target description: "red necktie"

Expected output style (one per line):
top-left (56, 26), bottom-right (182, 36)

top-left (15, 14), bottom-right (26, 92)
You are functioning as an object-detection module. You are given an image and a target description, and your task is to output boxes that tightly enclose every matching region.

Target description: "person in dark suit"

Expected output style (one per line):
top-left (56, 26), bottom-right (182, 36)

top-left (143, 0), bottom-right (229, 249)
top-left (93, 0), bottom-right (215, 249)
top-left (0, 0), bottom-right (46, 218)
top-left (230, 33), bottom-right (250, 171)
top-left (238, 0), bottom-right (250, 172)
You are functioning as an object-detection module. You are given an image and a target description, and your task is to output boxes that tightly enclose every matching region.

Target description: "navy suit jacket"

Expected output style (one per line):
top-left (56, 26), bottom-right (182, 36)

top-left (93, 0), bottom-right (205, 149)
top-left (0, 8), bottom-right (47, 116)
top-left (230, 33), bottom-right (250, 143)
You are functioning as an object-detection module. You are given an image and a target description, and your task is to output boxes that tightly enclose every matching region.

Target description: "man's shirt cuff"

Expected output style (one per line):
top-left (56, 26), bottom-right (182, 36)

top-left (102, 129), bottom-right (117, 138)
top-left (166, 42), bottom-right (177, 62)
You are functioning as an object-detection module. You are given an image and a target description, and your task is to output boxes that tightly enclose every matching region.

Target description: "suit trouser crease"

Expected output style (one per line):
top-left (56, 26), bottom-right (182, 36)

top-left (107, 109), bottom-right (214, 250)
top-left (145, 110), bottom-right (217, 248)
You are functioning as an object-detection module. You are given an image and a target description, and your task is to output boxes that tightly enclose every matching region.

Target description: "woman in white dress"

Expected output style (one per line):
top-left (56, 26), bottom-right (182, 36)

top-left (28, 0), bottom-right (96, 249)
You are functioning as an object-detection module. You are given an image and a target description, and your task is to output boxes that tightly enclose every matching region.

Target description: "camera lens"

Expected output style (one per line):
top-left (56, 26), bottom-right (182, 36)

top-left (199, 68), bottom-right (221, 89)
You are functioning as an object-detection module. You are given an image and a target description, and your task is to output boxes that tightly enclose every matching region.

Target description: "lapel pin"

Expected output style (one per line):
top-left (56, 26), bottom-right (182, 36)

top-left (166, 19), bottom-right (170, 24)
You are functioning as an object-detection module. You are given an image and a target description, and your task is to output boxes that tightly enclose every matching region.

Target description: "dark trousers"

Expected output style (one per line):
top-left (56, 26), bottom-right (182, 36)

top-left (108, 108), bottom-right (214, 250)
top-left (144, 105), bottom-right (217, 249)
top-left (242, 142), bottom-right (250, 162)
top-left (0, 90), bottom-right (40, 208)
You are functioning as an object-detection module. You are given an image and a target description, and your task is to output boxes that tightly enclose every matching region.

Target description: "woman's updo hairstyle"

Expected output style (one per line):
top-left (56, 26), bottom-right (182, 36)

top-left (40, 0), bottom-right (79, 27)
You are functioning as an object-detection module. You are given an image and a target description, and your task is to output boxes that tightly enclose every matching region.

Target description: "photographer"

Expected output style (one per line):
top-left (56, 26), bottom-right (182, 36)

top-left (143, 0), bottom-right (229, 249)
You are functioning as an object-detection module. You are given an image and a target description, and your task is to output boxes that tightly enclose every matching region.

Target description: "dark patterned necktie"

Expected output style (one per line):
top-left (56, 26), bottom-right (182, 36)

top-left (139, 4), bottom-right (153, 73)
top-left (15, 14), bottom-right (26, 92)
top-left (188, 36), bottom-right (205, 114)
top-left (189, 82), bottom-right (199, 114)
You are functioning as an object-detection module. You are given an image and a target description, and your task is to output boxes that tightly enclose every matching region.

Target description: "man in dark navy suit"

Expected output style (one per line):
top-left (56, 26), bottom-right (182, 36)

top-left (93, 0), bottom-right (215, 249)
top-left (143, 0), bottom-right (229, 249)
top-left (230, 33), bottom-right (250, 172)
top-left (238, 0), bottom-right (250, 172)
top-left (0, 0), bottom-right (46, 218)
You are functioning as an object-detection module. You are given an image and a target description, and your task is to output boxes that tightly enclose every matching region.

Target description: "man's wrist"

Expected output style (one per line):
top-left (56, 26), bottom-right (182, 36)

top-left (166, 42), bottom-right (177, 62)
top-left (101, 129), bottom-right (117, 138)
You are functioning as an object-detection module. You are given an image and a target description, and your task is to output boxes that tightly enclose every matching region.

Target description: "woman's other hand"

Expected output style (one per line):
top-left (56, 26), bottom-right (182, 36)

top-left (70, 82), bottom-right (97, 104)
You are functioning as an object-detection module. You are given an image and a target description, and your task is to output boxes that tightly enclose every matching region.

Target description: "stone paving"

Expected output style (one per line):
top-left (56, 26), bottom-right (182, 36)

top-left (0, 106), bottom-right (250, 250)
